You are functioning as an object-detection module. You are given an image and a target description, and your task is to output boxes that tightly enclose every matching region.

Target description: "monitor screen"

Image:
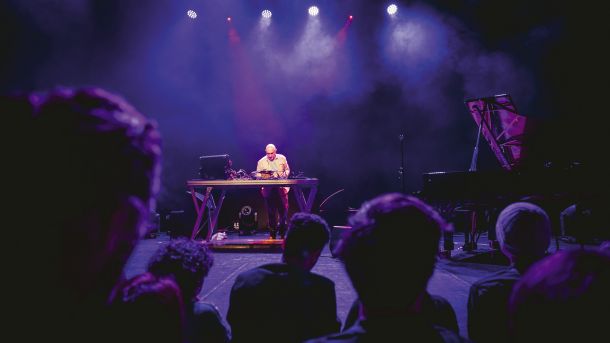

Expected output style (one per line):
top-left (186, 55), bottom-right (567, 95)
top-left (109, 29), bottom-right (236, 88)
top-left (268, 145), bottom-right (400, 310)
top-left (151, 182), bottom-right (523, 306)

top-left (198, 154), bottom-right (230, 180)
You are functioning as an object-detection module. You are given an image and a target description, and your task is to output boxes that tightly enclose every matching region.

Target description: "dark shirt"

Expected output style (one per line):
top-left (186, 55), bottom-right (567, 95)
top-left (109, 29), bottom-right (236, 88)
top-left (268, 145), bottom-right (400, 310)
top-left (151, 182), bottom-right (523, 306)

top-left (187, 302), bottom-right (230, 343)
top-left (343, 292), bottom-right (459, 333)
top-left (227, 263), bottom-right (340, 343)
top-left (467, 266), bottom-right (521, 343)
top-left (307, 316), bottom-right (471, 343)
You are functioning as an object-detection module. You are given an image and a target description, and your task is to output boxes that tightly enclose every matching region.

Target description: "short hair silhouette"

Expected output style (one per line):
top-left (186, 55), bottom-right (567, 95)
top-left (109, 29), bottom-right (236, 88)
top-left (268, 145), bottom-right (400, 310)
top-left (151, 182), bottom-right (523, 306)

top-left (283, 212), bottom-right (330, 260)
top-left (5, 87), bottom-right (162, 340)
top-left (335, 193), bottom-right (448, 309)
top-left (509, 250), bottom-right (610, 342)
top-left (148, 238), bottom-right (214, 301)
top-left (496, 202), bottom-right (551, 263)
top-left (110, 273), bottom-right (185, 343)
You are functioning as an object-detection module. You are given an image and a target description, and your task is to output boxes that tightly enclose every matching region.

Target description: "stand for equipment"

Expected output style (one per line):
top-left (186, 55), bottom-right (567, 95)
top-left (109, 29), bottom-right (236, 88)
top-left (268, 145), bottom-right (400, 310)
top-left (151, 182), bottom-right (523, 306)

top-left (398, 133), bottom-right (406, 193)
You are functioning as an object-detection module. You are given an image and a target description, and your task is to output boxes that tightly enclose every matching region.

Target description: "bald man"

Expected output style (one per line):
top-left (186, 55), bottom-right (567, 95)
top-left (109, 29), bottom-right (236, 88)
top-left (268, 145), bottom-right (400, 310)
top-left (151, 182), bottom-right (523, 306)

top-left (256, 144), bottom-right (290, 239)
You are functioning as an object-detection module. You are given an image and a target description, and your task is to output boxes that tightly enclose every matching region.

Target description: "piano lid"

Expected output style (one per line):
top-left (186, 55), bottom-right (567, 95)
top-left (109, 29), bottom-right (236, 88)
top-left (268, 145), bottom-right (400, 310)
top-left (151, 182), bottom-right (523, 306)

top-left (465, 94), bottom-right (528, 171)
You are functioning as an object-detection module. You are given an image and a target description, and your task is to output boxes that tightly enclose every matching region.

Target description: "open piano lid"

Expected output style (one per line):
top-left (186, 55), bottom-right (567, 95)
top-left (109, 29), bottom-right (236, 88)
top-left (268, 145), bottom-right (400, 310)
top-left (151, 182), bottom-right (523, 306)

top-left (465, 94), bottom-right (528, 171)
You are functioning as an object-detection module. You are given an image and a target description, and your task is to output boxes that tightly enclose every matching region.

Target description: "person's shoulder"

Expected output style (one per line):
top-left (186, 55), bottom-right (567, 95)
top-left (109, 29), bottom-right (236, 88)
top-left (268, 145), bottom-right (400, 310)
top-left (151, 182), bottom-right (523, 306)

top-left (469, 267), bottom-right (521, 300)
top-left (428, 293), bottom-right (453, 308)
top-left (193, 302), bottom-right (223, 317)
top-left (305, 323), bottom-right (365, 343)
top-left (434, 325), bottom-right (473, 343)
top-left (235, 263), bottom-right (284, 283)
top-left (471, 267), bottom-right (520, 290)
top-left (308, 271), bottom-right (336, 287)
top-left (257, 156), bottom-right (267, 163)
top-left (276, 154), bottom-right (287, 160)
top-left (238, 263), bottom-right (278, 276)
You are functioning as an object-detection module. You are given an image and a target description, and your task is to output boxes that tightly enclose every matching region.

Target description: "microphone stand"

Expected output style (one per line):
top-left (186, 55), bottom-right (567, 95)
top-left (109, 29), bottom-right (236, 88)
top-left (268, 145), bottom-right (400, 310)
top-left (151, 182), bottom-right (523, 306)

top-left (398, 133), bottom-right (406, 193)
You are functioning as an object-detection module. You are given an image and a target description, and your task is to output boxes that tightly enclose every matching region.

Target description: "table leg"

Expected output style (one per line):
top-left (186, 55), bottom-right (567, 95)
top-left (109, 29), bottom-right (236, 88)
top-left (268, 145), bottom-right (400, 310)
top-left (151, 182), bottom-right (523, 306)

top-left (206, 190), bottom-right (226, 241)
top-left (190, 187), bottom-right (212, 240)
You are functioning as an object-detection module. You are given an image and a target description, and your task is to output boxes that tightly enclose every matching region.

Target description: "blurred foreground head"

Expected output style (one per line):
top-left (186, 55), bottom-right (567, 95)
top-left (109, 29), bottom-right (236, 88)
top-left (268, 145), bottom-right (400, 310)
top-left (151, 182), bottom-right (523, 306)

top-left (4, 87), bottom-right (162, 305)
top-left (509, 249), bottom-right (610, 343)
top-left (335, 193), bottom-right (448, 311)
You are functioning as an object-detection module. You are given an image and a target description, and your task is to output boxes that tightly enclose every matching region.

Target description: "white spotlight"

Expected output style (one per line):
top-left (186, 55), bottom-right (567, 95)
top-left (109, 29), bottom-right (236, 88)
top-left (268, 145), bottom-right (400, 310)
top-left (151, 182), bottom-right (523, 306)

top-left (387, 4), bottom-right (398, 15)
top-left (308, 6), bottom-right (319, 17)
top-left (262, 9), bottom-right (272, 19)
top-left (187, 9), bottom-right (197, 19)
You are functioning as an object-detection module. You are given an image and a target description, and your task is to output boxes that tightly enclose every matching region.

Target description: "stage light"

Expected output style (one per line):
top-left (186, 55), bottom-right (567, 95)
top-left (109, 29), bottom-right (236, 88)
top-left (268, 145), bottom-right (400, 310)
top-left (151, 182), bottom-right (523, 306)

top-left (237, 205), bottom-right (257, 236)
top-left (186, 9), bottom-right (197, 19)
top-left (262, 9), bottom-right (272, 19)
top-left (349, 15), bottom-right (353, 20)
top-left (387, 4), bottom-right (398, 15)
top-left (227, 16), bottom-right (232, 22)
top-left (308, 6), bottom-right (319, 17)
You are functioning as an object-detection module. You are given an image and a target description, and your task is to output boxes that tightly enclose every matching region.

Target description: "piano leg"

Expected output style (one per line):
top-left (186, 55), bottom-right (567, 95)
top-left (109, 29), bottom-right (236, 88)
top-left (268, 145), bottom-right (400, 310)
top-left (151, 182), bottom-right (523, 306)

top-left (443, 231), bottom-right (454, 251)
top-left (439, 231), bottom-right (454, 258)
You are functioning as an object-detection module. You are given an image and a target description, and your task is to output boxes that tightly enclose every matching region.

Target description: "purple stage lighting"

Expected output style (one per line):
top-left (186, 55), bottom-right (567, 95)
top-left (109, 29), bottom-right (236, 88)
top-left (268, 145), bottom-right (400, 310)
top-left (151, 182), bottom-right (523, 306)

top-left (308, 6), bottom-right (319, 17)
top-left (187, 10), bottom-right (197, 19)
top-left (387, 4), bottom-right (398, 15)
top-left (262, 10), bottom-right (272, 19)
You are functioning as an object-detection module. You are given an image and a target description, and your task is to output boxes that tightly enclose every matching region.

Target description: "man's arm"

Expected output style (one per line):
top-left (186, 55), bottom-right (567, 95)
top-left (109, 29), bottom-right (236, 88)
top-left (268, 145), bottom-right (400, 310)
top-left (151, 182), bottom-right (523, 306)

top-left (255, 158), bottom-right (265, 178)
top-left (279, 156), bottom-right (290, 178)
top-left (256, 158), bottom-right (265, 172)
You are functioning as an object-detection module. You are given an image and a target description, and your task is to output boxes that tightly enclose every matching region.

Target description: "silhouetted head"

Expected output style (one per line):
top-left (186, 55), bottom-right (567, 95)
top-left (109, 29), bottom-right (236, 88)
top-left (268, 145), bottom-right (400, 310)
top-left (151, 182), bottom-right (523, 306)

top-left (148, 238), bottom-right (214, 302)
top-left (508, 250), bottom-right (610, 343)
top-left (282, 212), bottom-right (330, 270)
top-left (109, 273), bottom-right (184, 343)
top-left (496, 202), bottom-right (551, 268)
top-left (335, 193), bottom-right (448, 312)
top-left (6, 87), bottom-right (162, 305)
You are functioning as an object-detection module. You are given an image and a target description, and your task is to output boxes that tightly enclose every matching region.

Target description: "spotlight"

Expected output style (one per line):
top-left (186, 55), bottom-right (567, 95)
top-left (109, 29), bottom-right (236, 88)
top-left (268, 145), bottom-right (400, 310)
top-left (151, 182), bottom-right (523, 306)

top-left (308, 6), bottom-right (319, 17)
top-left (186, 9), bottom-right (197, 19)
top-left (227, 16), bottom-right (232, 22)
top-left (348, 15), bottom-right (353, 20)
top-left (237, 205), bottom-right (257, 236)
top-left (387, 4), bottom-right (398, 15)
top-left (261, 9), bottom-right (272, 19)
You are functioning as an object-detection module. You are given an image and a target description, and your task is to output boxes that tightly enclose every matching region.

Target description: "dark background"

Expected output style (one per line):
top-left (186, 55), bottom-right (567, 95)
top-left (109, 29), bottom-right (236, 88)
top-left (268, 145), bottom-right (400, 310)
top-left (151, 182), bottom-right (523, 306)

top-left (3, 0), bottom-right (606, 230)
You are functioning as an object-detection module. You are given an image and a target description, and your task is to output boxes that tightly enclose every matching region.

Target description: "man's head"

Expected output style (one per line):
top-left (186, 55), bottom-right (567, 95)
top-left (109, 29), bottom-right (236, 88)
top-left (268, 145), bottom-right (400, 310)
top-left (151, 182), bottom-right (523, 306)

top-left (265, 143), bottom-right (277, 161)
top-left (335, 193), bottom-right (448, 311)
top-left (282, 212), bottom-right (330, 270)
top-left (148, 238), bottom-right (214, 302)
top-left (110, 273), bottom-right (185, 343)
top-left (508, 250), bottom-right (610, 342)
top-left (496, 202), bottom-right (551, 267)
top-left (9, 87), bottom-right (162, 302)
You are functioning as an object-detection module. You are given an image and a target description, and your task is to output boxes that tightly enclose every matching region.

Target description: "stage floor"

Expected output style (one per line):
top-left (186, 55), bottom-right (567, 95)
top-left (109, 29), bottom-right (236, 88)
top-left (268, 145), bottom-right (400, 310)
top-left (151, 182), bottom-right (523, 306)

top-left (123, 232), bottom-right (599, 339)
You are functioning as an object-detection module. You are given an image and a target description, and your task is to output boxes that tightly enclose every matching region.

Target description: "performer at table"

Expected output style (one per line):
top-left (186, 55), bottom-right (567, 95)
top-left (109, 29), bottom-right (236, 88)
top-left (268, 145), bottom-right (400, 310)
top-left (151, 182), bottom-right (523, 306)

top-left (256, 144), bottom-right (290, 239)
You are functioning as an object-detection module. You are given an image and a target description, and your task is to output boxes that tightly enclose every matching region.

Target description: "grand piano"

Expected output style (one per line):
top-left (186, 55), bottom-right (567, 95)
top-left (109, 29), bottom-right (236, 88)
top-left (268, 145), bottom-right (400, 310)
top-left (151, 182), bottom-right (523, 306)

top-left (421, 94), bottom-right (601, 251)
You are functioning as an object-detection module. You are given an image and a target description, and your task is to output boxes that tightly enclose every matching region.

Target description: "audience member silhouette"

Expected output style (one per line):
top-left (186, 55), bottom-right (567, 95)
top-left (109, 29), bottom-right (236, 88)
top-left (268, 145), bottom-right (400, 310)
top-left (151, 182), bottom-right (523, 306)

top-left (467, 202), bottom-right (551, 343)
top-left (343, 292), bottom-right (459, 333)
top-left (148, 238), bottom-right (230, 343)
top-left (109, 272), bottom-right (185, 343)
top-left (508, 249), bottom-right (610, 343)
top-left (309, 193), bottom-right (469, 342)
top-left (5, 88), bottom-right (162, 341)
top-left (227, 212), bottom-right (340, 343)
